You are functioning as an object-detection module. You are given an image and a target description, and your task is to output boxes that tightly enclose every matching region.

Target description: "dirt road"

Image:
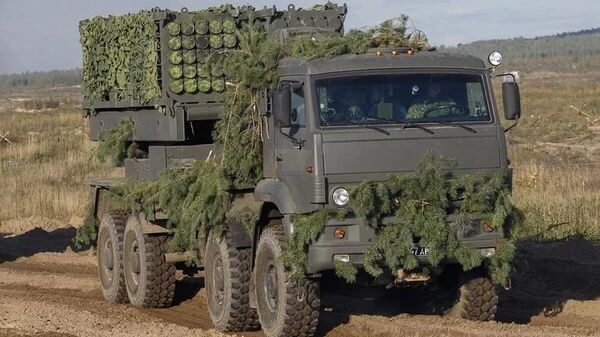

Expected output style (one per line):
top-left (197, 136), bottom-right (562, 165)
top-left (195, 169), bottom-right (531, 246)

top-left (2, 221), bottom-right (600, 337)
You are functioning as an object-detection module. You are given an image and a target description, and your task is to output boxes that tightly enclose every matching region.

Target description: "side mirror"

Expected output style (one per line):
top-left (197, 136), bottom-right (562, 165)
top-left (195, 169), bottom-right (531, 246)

top-left (273, 83), bottom-right (292, 128)
top-left (502, 81), bottom-right (521, 121)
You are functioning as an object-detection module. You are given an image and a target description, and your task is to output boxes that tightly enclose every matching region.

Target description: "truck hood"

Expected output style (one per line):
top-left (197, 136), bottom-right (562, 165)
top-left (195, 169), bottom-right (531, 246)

top-left (320, 124), bottom-right (504, 184)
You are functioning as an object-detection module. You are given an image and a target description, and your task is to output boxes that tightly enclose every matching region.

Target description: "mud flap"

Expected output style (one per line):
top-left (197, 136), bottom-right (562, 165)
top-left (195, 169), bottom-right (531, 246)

top-left (226, 193), bottom-right (261, 249)
top-left (87, 178), bottom-right (126, 222)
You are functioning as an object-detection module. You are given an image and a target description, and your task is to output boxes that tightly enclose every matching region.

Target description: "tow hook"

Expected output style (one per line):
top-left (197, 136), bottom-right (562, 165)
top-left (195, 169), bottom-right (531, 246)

top-left (395, 267), bottom-right (431, 284)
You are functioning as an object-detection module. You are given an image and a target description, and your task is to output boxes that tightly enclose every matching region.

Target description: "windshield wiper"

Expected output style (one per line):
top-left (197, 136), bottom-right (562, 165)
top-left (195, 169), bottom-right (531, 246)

top-left (425, 120), bottom-right (477, 134)
top-left (350, 120), bottom-right (390, 135)
top-left (399, 121), bottom-right (434, 134)
top-left (363, 117), bottom-right (434, 134)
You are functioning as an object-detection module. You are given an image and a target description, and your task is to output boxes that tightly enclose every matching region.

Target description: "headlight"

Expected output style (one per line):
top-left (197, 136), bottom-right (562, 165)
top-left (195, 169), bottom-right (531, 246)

top-left (332, 188), bottom-right (350, 206)
top-left (480, 248), bottom-right (496, 258)
top-left (488, 51), bottom-right (503, 66)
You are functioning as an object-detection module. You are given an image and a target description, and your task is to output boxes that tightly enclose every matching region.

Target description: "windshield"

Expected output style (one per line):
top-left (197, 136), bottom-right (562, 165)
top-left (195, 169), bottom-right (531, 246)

top-left (315, 73), bottom-right (491, 126)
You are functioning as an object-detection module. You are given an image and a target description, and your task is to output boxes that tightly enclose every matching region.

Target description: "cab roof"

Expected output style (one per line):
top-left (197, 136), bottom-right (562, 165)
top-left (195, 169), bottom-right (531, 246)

top-left (278, 51), bottom-right (487, 76)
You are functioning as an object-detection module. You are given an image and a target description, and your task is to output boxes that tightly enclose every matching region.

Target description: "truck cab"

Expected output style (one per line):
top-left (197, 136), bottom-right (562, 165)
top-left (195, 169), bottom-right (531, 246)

top-left (258, 51), bottom-right (517, 273)
top-left (242, 50), bottom-right (521, 336)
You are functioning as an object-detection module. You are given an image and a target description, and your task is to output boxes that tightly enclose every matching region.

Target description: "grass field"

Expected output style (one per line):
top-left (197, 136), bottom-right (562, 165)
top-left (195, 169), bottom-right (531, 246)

top-left (0, 56), bottom-right (599, 241)
top-left (500, 56), bottom-right (600, 240)
top-left (0, 88), bottom-right (119, 224)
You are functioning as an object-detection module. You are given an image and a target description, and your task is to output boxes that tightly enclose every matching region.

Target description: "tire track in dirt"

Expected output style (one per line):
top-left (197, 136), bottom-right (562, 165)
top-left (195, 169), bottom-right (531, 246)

top-left (0, 251), bottom-right (226, 337)
top-left (324, 314), bottom-right (595, 337)
top-left (141, 276), bottom-right (264, 336)
top-left (0, 266), bottom-right (97, 292)
top-left (0, 291), bottom-right (226, 337)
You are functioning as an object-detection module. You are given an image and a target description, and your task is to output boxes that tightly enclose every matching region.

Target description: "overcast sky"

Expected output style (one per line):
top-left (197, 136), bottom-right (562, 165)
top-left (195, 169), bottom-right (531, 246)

top-left (0, 0), bottom-right (598, 74)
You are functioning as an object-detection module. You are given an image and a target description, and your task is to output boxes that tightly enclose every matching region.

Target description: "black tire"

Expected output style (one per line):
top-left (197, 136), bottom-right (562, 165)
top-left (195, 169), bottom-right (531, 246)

top-left (254, 226), bottom-right (320, 337)
top-left (97, 212), bottom-right (128, 303)
top-left (205, 232), bottom-right (260, 332)
top-left (123, 214), bottom-right (176, 308)
top-left (450, 270), bottom-right (498, 321)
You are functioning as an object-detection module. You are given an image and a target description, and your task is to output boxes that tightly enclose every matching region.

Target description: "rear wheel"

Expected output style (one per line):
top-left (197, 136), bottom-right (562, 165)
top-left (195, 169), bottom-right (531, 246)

top-left (123, 214), bottom-right (175, 308)
top-left (449, 269), bottom-right (498, 321)
top-left (205, 232), bottom-right (259, 332)
top-left (254, 226), bottom-right (320, 337)
top-left (97, 212), bottom-right (128, 303)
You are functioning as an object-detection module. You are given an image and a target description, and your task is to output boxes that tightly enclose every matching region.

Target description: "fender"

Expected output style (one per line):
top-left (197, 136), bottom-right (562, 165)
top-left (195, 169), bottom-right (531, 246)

top-left (254, 179), bottom-right (297, 214)
top-left (142, 222), bottom-right (172, 235)
top-left (87, 178), bottom-right (122, 221)
top-left (226, 193), bottom-right (262, 248)
top-left (133, 212), bottom-right (172, 235)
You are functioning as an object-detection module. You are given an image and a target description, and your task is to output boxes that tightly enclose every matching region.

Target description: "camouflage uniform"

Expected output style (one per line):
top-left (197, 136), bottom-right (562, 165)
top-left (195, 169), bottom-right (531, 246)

top-left (406, 96), bottom-right (456, 119)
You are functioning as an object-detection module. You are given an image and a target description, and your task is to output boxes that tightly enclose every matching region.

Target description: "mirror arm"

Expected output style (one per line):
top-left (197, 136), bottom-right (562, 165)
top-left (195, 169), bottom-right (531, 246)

top-left (290, 81), bottom-right (304, 89)
top-left (493, 72), bottom-right (518, 82)
top-left (504, 118), bottom-right (519, 133)
top-left (278, 127), bottom-right (305, 149)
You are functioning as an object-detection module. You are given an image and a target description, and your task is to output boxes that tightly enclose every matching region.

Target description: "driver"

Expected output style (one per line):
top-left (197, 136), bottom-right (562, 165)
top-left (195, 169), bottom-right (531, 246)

top-left (406, 81), bottom-right (457, 119)
top-left (342, 86), bottom-right (367, 122)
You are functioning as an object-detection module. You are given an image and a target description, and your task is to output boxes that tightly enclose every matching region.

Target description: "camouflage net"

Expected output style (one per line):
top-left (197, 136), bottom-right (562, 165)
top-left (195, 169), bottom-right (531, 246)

top-left (80, 11), bottom-right (161, 107)
top-left (284, 153), bottom-right (520, 287)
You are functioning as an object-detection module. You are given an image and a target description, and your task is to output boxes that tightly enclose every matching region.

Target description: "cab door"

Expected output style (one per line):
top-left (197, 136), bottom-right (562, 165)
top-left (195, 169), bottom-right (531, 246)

top-left (271, 82), bottom-right (313, 207)
top-left (274, 82), bottom-right (307, 175)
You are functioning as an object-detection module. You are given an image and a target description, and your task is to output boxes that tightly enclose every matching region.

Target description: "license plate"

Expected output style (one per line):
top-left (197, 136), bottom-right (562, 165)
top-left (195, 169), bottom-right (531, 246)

top-left (411, 247), bottom-right (429, 256)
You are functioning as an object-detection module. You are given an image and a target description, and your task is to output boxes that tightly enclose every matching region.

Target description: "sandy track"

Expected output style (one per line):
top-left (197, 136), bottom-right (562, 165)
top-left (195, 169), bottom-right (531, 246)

top-left (2, 226), bottom-right (600, 337)
top-left (0, 254), bottom-right (226, 337)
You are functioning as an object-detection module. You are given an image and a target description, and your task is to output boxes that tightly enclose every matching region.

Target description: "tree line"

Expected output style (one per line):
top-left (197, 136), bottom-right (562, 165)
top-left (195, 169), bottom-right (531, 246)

top-left (438, 28), bottom-right (600, 61)
top-left (0, 69), bottom-right (82, 89)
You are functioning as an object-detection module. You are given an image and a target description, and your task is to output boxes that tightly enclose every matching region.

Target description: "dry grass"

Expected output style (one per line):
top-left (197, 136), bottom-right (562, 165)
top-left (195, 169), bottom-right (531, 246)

top-left (512, 163), bottom-right (600, 240)
top-left (500, 56), bottom-right (600, 240)
top-left (506, 71), bottom-right (600, 151)
top-left (0, 91), bottom-right (120, 225)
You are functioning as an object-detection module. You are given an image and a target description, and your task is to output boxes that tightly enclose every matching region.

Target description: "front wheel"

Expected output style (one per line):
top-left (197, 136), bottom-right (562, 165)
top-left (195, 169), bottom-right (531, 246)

top-left (449, 269), bottom-right (498, 321)
top-left (254, 226), bottom-right (320, 337)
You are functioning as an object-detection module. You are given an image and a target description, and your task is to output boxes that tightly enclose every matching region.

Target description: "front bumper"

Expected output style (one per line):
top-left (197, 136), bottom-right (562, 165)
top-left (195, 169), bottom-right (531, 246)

top-left (304, 215), bottom-right (501, 274)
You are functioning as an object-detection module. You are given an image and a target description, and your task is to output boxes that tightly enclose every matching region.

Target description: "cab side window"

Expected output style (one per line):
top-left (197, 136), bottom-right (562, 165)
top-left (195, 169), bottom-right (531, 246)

top-left (291, 87), bottom-right (306, 126)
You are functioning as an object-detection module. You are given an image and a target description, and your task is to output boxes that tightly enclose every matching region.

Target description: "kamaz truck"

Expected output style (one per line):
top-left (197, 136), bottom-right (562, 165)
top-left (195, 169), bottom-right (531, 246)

top-left (83, 4), bottom-right (521, 337)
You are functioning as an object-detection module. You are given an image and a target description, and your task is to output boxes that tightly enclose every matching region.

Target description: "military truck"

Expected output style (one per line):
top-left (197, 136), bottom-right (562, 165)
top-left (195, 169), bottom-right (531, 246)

top-left (82, 4), bottom-right (521, 337)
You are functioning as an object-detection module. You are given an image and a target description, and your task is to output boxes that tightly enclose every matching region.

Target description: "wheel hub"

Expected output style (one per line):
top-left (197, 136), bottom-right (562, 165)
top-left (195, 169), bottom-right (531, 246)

top-left (128, 239), bottom-right (141, 291)
top-left (212, 256), bottom-right (225, 304)
top-left (101, 239), bottom-right (114, 284)
top-left (104, 241), bottom-right (114, 269)
top-left (264, 263), bottom-right (278, 313)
